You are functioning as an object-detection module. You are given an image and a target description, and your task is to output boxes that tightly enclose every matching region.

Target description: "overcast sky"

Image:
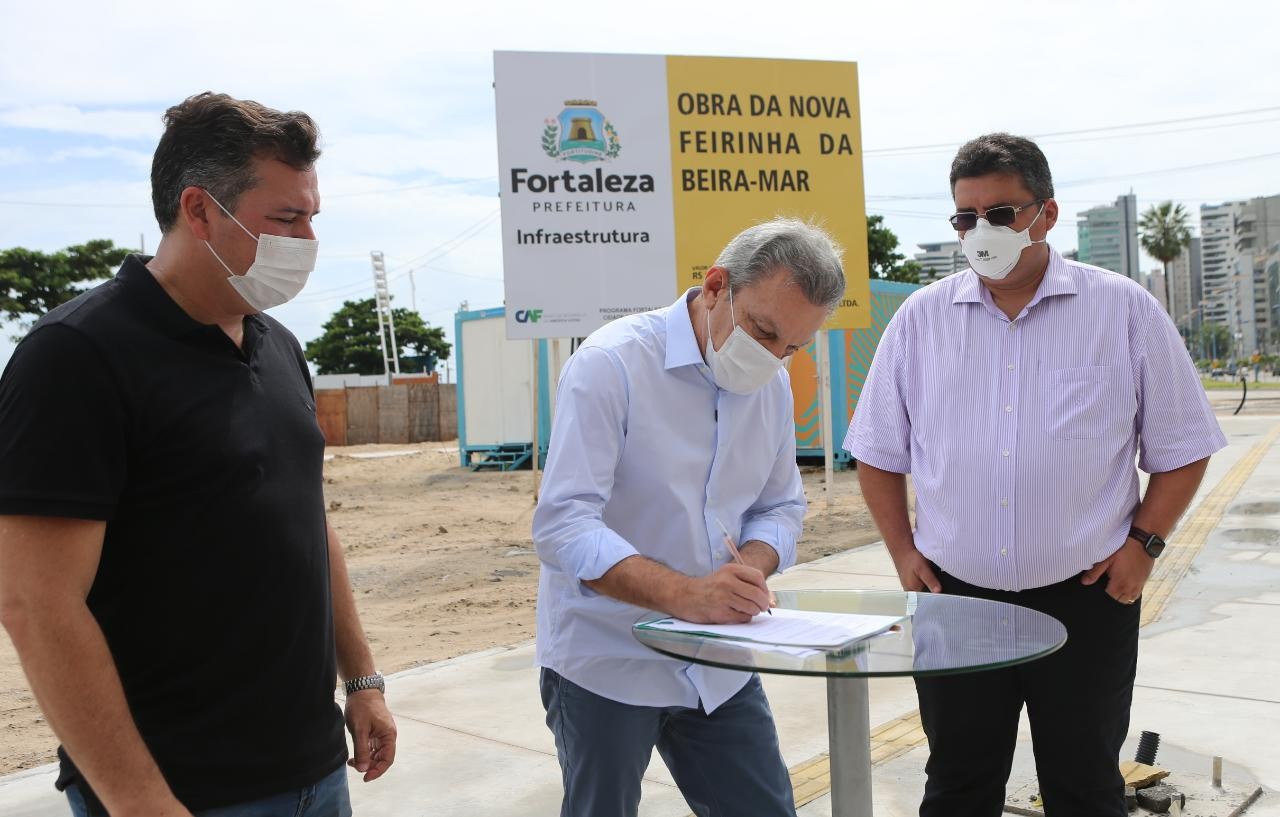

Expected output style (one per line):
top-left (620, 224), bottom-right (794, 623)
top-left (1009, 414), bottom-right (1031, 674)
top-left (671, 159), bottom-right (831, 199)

top-left (2, 0), bottom-right (1278, 368)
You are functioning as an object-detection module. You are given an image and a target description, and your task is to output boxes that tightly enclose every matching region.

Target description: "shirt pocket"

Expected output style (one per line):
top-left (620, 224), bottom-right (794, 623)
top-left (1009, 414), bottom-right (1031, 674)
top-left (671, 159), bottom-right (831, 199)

top-left (1044, 365), bottom-right (1134, 440)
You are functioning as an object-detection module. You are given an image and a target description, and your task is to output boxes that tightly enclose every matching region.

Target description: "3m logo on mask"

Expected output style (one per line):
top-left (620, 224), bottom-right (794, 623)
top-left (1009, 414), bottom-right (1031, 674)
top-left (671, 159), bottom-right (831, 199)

top-left (515, 309), bottom-right (543, 324)
top-left (976, 250), bottom-right (991, 259)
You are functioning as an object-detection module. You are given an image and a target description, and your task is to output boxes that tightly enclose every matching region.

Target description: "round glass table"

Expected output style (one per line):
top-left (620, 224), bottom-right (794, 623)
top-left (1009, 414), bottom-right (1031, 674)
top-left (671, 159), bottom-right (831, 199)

top-left (633, 589), bottom-right (1067, 817)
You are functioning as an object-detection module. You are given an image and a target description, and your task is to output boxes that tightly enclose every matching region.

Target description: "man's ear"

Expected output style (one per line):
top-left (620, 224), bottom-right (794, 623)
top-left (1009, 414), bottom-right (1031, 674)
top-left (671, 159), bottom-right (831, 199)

top-left (703, 266), bottom-right (729, 308)
top-left (179, 187), bottom-right (216, 241)
top-left (1041, 198), bottom-right (1059, 234)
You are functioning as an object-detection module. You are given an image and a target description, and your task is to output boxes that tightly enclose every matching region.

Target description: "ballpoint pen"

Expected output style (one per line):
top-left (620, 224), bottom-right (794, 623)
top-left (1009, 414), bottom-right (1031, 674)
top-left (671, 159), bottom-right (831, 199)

top-left (715, 517), bottom-right (774, 615)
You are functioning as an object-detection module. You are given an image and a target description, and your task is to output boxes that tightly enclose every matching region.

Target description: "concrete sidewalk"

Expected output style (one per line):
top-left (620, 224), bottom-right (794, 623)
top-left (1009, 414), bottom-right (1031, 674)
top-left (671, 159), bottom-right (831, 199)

top-left (4, 415), bottom-right (1279, 816)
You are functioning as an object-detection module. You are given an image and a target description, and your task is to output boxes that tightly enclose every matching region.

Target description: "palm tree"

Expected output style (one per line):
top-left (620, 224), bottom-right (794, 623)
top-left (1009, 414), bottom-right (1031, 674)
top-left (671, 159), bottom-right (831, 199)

top-left (1139, 202), bottom-right (1193, 319)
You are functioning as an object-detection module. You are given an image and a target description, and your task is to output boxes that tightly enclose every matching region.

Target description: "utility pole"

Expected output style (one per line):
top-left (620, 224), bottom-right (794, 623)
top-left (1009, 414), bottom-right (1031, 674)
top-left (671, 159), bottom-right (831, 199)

top-left (370, 251), bottom-right (401, 383)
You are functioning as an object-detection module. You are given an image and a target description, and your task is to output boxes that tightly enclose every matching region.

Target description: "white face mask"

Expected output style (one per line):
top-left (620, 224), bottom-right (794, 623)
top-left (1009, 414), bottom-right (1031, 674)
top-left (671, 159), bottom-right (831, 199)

top-left (959, 202), bottom-right (1047, 280)
top-left (203, 192), bottom-right (318, 311)
top-left (704, 287), bottom-right (786, 394)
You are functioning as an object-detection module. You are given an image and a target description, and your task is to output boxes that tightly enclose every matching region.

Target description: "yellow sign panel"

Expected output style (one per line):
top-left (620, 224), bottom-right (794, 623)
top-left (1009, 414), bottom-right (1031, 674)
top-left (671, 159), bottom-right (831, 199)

top-left (666, 56), bottom-right (870, 329)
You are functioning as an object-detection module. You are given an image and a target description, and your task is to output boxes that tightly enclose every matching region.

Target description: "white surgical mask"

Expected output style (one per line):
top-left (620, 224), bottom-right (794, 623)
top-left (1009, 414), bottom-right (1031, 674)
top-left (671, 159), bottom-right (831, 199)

top-left (704, 287), bottom-right (786, 394)
top-left (203, 192), bottom-right (318, 311)
top-left (959, 202), bottom-right (1046, 280)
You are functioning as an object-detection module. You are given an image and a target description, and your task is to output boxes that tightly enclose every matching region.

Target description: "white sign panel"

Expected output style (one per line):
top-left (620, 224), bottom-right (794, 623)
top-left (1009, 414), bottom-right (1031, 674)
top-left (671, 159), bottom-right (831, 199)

top-left (494, 51), bottom-right (677, 339)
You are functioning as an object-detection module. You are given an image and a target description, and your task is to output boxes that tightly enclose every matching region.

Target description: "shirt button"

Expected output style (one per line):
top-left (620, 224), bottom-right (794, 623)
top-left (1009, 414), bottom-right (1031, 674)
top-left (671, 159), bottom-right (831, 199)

top-left (716, 550), bottom-right (725, 559)
top-left (1000, 498), bottom-right (1009, 507)
top-left (1000, 548), bottom-right (1008, 556)
top-left (1004, 405), bottom-right (1013, 413)
top-left (1007, 321), bottom-right (1016, 330)
top-left (1007, 363), bottom-right (1015, 371)
top-left (1001, 450), bottom-right (1010, 457)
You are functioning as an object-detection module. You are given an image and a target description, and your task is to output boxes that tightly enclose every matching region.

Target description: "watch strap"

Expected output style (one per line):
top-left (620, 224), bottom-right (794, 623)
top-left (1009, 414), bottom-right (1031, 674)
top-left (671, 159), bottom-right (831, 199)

top-left (1128, 526), bottom-right (1164, 558)
top-left (1128, 525), bottom-right (1154, 545)
top-left (344, 671), bottom-right (385, 695)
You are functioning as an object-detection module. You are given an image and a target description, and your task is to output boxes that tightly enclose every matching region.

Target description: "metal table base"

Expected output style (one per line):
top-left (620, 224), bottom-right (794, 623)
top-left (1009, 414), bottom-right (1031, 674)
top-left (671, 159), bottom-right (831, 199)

top-left (827, 676), bottom-right (873, 817)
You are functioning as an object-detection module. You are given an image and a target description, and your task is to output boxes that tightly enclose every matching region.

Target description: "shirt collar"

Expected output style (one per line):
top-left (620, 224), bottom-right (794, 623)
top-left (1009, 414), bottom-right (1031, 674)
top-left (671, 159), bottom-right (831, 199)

top-left (665, 287), bottom-right (706, 370)
top-left (117, 254), bottom-right (270, 339)
top-left (951, 246), bottom-right (1078, 309)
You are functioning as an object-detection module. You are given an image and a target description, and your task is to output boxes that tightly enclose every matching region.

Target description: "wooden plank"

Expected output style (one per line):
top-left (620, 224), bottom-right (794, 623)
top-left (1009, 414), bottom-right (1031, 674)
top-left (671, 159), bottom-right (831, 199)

top-left (407, 382), bottom-right (440, 442)
top-left (438, 384), bottom-right (458, 442)
top-left (377, 385), bottom-right (410, 444)
top-left (1120, 760), bottom-right (1170, 788)
top-left (345, 387), bottom-right (380, 446)
top-left (315, 389), bottom-right (347, 447)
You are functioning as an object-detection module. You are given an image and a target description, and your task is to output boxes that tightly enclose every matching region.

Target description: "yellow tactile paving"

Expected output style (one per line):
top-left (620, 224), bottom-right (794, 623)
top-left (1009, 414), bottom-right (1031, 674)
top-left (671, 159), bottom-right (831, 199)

top-left (765, 419), bottom-right (1280, 812)
top-left (1141, 421), bottom-right (1280, 627)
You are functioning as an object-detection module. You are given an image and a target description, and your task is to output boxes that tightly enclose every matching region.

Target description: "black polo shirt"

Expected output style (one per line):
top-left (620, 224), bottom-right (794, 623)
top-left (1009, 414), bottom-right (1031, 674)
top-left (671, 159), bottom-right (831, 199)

top-left (0, 256), bottom-right (345, 810)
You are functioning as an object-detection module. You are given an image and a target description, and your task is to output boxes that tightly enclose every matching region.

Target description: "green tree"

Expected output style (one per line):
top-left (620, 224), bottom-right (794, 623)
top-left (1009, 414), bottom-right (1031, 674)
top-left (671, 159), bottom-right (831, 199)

top-left (1200, 323), bottom-right (1232, 362)
top-left (305, 297), bottom-right (451, 375)
top-left (885, 259), bottom-right (922, 285)
top-left (0, 240), bottom-right (132, 334)
top-left (866, 215), bottom-right (921, 283)
top-left (1138, 202), bottom-right (1193, 318)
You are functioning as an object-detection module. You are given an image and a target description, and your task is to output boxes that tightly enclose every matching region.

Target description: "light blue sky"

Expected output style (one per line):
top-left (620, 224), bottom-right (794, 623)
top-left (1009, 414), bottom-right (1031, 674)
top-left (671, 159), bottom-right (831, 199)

top-left (2, 0), bottom-right (1278, 369)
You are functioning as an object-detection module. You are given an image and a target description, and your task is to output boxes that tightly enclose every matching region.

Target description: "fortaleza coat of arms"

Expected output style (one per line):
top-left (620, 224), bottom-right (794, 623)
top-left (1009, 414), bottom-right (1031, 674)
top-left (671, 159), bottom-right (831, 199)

top-left (542, 100), bottom-right (621, 163)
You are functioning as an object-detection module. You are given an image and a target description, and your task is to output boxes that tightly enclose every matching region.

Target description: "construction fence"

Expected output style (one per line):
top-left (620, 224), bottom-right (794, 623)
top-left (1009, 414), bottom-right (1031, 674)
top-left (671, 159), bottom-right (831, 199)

top-left (316, 381), bottom-right (458, 447)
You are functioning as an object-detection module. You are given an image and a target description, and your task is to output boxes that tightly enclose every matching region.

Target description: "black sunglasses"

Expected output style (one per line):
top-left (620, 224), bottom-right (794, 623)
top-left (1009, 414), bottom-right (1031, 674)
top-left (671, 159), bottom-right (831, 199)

top-left (948, 199), bottom-right (1043, 231)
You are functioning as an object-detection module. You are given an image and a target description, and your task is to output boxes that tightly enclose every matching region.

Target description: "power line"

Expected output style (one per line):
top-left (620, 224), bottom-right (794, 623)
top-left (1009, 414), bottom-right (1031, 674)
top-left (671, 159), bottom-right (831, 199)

top-left (324, 176), bottom-right (497, 199)
top-left (1058, 151), bottom-right (1280, 187)
top-left (386, 209), bottom-right (501, 273)
top-left (291, 209), bottom-right (501, 306)
top-left (0, 176), bottom-right (499, 209)
top-left (864, 104), bottom-right (1280, 156)
top-left (0, 198), bottom-right (147, 208)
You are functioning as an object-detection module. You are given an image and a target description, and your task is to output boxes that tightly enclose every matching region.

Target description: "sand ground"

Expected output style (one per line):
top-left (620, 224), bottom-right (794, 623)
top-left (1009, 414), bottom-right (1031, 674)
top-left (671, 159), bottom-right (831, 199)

top-left (0, 444), bottom-right (883, 773)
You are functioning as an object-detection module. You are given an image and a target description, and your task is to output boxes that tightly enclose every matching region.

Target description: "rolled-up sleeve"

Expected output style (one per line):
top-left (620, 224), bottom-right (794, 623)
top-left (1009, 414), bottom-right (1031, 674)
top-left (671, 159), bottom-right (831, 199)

top-left (1133, 300), bottom-right (1227, 473)
top-left (532, 346), bottom-right (639, 594)
top-left (740, 381), bottom-right (805, 571)
top-left (844, 311), bottom-right (912, 473)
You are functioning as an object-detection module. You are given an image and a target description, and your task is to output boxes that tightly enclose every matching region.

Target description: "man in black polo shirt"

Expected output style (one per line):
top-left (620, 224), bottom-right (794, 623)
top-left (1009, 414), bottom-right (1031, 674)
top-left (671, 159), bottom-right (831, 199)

top-left (0, 92), bottom-right (396, 816)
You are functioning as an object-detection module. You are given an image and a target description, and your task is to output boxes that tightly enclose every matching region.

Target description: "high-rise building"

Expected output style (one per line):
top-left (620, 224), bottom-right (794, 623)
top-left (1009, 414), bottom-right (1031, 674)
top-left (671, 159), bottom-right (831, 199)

top-left (1238, 196), bottom-right (1280, 351)
top-left (1146, 268), bottom-right (1169, 313)
top-left (1167, 237), bottom-right (1202, 339)
top-left (913, 241), bottom-right (966, 283)
top-left (1267, 242), bottom-right (1280, 352)
top-left (1200, 201), bottom-right (1241, 329)
top-left (1199, 195), bottom-right (1280, 358)
top-left (1077, 193), bottom-right (1140, 280)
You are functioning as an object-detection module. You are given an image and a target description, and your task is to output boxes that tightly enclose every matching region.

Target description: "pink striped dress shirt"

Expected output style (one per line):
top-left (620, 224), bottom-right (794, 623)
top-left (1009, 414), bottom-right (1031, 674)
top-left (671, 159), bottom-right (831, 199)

top-left (844, 249), bottom-right (1227, 591)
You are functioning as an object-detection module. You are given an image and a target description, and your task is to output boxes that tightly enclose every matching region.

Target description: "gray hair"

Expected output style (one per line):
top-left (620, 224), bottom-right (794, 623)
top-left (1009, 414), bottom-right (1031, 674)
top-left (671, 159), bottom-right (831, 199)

top-left (715, 218), bottom-right (846, 311)
top-left (949, 133), bottom-right (1054, 200)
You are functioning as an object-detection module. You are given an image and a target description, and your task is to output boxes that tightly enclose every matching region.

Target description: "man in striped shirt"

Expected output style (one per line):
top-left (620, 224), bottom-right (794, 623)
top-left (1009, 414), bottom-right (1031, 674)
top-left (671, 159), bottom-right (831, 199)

top-left (845, 133), bottom-right (1226, 817)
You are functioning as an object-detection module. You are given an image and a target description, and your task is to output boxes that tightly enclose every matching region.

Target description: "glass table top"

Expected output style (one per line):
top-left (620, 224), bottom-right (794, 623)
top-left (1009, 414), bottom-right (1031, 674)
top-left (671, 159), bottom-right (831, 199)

top-left (633, 589), bottom-right (1067, 678)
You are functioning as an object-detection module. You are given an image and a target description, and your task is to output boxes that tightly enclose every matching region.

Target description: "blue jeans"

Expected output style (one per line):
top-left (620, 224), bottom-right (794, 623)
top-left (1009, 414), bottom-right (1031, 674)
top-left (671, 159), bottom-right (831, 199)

top-left (66, 765), bottom-right (351, 817)
top-left (540, 668), bottom-right (796, 817)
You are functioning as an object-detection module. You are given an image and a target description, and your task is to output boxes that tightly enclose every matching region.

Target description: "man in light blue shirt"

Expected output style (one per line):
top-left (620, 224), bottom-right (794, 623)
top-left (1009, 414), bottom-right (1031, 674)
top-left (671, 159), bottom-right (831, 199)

top-left (534, 218), bottom-right (846, 817)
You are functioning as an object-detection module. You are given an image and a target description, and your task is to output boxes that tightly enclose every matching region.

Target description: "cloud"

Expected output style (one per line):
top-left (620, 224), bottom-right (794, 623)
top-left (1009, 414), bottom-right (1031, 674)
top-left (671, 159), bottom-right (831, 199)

top-left (48, 145), bottom-right (153, 169)
top-left (321, 133), bottom-right (498, 187)
top-left (0, 147), bottom-right (34, 165)
top-left (3, 0), bottom-right (1280, 367)
top-left (0, 105), bottom-right (162, 141)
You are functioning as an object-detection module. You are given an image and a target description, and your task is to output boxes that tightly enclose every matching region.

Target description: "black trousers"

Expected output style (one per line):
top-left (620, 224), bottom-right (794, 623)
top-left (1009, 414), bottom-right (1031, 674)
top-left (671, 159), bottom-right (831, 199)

top-left (914, 568), bottom-right (1140, 817)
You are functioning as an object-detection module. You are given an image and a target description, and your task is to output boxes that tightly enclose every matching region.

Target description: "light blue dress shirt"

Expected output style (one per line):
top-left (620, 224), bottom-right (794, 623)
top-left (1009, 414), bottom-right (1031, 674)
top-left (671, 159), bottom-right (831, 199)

top-left (533, 289), bottom-right (806, 713)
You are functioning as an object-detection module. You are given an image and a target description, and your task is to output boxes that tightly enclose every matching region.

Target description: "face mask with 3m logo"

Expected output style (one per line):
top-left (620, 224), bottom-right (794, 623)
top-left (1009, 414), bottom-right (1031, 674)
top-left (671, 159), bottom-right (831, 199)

top-left (959, 202), bottom-right (1046, 280)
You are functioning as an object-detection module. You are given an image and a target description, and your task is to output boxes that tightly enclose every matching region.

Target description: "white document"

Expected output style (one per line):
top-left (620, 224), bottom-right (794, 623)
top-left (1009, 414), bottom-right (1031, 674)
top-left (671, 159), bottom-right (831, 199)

top-left (637, 607), bottom-right (903, 649)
